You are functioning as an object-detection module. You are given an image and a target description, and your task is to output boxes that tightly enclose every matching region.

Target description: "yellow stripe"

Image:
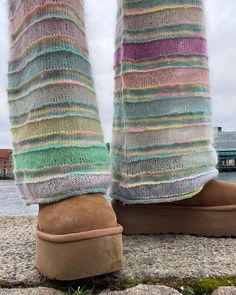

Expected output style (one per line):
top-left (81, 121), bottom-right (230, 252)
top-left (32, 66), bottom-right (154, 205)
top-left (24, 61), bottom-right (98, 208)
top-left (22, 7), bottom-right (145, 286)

top-left (124, 4), bottom-right (202, 16)
top-left (113, 123), bottom-right (209, 132)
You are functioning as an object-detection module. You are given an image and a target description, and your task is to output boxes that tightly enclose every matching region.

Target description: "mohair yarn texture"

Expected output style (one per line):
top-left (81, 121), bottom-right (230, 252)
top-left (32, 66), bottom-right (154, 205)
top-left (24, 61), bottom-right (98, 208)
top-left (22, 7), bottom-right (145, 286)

top-left (8, 0), bottom-right (218, 205)
top-left (8, 0), bottom-right (111, 204)
top-left (110, 0), bottom-right (218, 203)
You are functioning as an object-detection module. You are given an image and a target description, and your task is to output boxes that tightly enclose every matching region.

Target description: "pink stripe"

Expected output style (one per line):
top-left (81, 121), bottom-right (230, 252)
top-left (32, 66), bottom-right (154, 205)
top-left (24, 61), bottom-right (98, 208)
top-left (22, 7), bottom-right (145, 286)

top-left (10, 18), bottom-right (86, 59)
top-left (115, 38), bottom-right (207, 66)
top-left (115, 68), bottom-right (209, 91)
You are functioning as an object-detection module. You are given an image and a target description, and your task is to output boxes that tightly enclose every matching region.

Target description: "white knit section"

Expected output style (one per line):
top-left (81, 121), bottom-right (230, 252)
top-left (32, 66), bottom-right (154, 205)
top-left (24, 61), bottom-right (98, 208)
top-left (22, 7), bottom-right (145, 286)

top-left (18, 173), bottom-right (111, 205)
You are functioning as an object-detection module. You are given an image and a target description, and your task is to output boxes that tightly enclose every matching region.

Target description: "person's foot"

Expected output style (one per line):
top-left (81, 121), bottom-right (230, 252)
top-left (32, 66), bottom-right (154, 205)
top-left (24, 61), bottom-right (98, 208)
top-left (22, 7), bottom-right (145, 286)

top-left (112, 180), bottom-right (236, 237)
top-left (37, 193), bottom-right (123, 280)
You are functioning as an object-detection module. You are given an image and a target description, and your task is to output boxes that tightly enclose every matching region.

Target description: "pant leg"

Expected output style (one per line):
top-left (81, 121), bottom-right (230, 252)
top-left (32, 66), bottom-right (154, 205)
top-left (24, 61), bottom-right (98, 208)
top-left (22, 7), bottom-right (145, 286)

top-left (8, 0), bottom-right (110, 205)
top-left (110, 0), bottom-right (218, 203)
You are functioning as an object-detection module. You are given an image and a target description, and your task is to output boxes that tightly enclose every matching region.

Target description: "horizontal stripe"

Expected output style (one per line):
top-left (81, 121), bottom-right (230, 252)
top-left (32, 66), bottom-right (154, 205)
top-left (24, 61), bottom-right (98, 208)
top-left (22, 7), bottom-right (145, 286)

top-left (8, 79), bottom-right (95, 102)
top-left (119, 26), bottom-right (205, 45)
top-left (18, 174), bottom-right (110, 204)
top-left (122, 7), bottom-right (204, 31)
top-left (113, 165), bottom-right (216, 186)
top-left (10, 105), bottom-right (99, 126)
top-left (9, 52), bottom-right (92, 88)
top-left (110, 170), bottom-right (218, 203)
top-left (16, 164), bottom-right (110, 180)
top-left (9, 84), bottom-right (97, 117)
top-left (11, 116), bottom-right (103, 141)
top-left (10, 100), bottom-right (98, 119)
top-left (113, 150), bottom-right (217, 175)
top-left (114, 97), bottom-right (211, 119)
top-left (113, 113), bottom-right (211, 128)
top-left (11, 3), bottom-right (85, 39)
top-left (114, 84), bottom-right (209, 102)
top-left (112, 145), bottom-right (215, 162)
top-left (122, 0), bottom-right (203, 10)
top-left (115, 38), bottom-right (207, 66)
top-left (13, 140), bottom-right (103, 155)
top-left (9, 35), bottom-right (88, 66)
top-left (112, 125), bottom-right (213, 148)
top-left (14, 142), bottom-right (106, 156)
top-left (10, 0), bottom-right (84, 22)
top-left (13, 130), bottom-right (102, 146)
top-left (123, 3), bottom-right (203, 16)
top-left (115, 56), bottom-right (208, 75)
top-left (115, 67), bottom-right (209, 91)
top-left (10, 18), bottom-right (87, 59)
top-left (8, 69), bottom-right (93, 94)
top-left (14, 146), bottom-right (110, 170)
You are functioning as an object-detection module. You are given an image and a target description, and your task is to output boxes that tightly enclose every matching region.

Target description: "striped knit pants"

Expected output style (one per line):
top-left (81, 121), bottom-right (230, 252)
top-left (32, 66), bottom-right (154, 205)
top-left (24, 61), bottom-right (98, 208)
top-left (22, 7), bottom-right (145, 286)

top-left (8, 0), bottom-right (218, 205)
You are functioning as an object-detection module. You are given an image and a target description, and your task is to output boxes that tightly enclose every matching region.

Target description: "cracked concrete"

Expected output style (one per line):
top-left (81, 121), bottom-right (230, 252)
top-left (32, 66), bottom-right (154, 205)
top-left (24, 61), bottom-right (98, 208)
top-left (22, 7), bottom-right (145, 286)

top-left (0, 216), bottom-right (236, 293)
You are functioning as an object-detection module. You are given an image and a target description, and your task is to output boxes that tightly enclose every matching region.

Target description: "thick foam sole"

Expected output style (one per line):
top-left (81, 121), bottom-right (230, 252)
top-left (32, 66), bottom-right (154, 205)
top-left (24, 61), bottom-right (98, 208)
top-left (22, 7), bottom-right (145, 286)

top-left (112, 200), bottom-right (236, 237)
top-left (36, 225), bottom-right (123, 280)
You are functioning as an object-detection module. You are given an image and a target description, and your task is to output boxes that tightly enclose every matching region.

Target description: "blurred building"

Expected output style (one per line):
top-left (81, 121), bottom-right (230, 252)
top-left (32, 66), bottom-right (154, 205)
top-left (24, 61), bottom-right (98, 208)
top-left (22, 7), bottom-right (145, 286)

top-left (214, 127), bottom-right (236, 171)
top-left (0, 149), bottom-right (14, 179)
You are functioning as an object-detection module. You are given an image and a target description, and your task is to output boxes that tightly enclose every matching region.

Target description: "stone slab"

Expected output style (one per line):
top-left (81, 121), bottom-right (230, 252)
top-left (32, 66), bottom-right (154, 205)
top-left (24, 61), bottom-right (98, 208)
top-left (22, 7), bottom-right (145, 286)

top-left (1, 217), bottom-right (236, 287)
top-left (212, 287), bottom-right (236, 295)
top-left (0, 287), bottom-right (64, 294)
top-left (99, 284), bottom-right (181, 294)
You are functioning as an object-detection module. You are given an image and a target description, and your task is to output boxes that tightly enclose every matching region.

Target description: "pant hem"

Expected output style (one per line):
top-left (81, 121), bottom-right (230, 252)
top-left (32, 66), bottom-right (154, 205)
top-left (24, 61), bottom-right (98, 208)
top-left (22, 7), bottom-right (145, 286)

top-left (110, 170), bottom-right (219, 204)
top-left (110, 186), bottom-right (204, 204)
top-left (22, 188), bottom-right (107, 206)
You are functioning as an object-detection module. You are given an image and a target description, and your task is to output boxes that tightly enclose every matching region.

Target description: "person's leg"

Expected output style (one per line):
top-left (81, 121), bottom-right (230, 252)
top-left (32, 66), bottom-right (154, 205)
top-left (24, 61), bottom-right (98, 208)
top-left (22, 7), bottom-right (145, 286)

top-left (111, 0), bottom-right (218, 203)
top-left (8, 0), bottom-right (122, 279)
top-left (111, 0), bottom-right (236, 236)
top-left (8, 0), bottom-right (110, 204)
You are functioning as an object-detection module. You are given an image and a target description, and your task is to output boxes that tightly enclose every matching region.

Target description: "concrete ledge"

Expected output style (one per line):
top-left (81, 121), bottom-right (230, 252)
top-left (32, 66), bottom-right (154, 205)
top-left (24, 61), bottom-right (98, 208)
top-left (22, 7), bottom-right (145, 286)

top-left (1, 217), bottom-right (236, 291)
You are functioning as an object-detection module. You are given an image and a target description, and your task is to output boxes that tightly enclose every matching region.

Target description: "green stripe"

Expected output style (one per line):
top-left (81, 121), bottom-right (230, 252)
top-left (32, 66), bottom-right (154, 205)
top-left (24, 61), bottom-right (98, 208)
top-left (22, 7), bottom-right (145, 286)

top-left (8, 72), bottom-right (94, 95)
top-left (14, 146), bottom-right (110, 170)
top-left (14, 134), bottom-right (103, 146)
top-left (115, 85), bottom-right (209, 96)
top-left (15, 165), bottom-right (110, 181)
top-left (9, 44), bottom-right (89, 71)
top-left (115, 61), bottom-right (208, 75)
top-left (124, 24), bottom-right (204, 35)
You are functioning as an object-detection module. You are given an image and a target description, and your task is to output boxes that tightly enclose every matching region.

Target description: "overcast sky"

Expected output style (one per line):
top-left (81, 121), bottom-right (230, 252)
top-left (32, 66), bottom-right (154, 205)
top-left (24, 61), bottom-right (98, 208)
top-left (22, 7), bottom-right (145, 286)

top-left (0, 0), bottom-right (236, 148)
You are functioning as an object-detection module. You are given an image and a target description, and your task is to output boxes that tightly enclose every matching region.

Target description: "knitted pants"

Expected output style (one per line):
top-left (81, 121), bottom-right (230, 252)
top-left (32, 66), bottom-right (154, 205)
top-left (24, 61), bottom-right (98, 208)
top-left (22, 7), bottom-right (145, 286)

top-left (8, 0), bottom-right (218, 205)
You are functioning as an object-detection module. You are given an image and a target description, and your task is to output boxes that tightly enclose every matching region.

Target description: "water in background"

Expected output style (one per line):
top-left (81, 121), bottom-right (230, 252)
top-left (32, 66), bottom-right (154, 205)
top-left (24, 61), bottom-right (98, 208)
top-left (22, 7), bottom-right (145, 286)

top-left (0, 180), bottom-right (38, 216)
top-left (0, 173), bottom-right (236, 216)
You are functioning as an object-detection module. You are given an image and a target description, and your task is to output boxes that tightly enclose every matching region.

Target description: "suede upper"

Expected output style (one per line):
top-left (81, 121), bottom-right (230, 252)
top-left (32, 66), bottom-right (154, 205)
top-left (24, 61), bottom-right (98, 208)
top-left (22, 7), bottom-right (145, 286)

top-left (167, 180), bottom-right (236, 207)
top-left (38, 193), bottom-right (117, 235)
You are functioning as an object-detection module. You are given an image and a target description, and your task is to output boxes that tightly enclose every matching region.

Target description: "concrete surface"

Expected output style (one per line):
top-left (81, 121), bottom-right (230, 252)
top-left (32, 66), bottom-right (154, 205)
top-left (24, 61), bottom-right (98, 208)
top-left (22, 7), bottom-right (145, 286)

top-left (0, 287), bottom-right (63, 294)
top-left (99, 284), bottom-right (181, 294)
top-left (211, 287), bottom-right (236, 295)
top-left (1, 216), bottom-right (236, 287)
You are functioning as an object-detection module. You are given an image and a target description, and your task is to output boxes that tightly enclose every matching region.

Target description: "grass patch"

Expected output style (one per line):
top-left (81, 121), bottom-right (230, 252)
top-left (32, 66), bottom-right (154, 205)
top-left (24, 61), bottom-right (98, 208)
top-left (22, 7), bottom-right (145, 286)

top-left (67, 286), bottom-right (93, 295)
top-left (1, 276), bottom-right (236, 294)
top-left (108, 277), bottom-right (236, 295)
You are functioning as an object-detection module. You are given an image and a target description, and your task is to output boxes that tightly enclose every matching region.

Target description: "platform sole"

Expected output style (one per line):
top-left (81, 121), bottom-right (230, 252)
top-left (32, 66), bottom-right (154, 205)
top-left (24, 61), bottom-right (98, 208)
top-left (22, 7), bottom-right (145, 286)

top-left (112, 201), bottom-right (236, 237)
top-left (36, 225), bottom-right (123, 280)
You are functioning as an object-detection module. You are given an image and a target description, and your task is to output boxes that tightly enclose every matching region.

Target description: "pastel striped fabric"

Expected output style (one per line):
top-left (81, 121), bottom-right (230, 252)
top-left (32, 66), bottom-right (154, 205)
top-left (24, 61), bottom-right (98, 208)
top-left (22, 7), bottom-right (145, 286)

top-left (110, 0), bottom-right (218, 203)
top-left (8, 0), bottom-right (111, 204)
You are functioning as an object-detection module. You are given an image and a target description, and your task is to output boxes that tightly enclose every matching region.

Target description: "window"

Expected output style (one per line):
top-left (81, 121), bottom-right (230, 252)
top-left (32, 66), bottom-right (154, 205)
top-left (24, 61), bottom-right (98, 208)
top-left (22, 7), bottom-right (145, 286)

top-left (226, 159), bottom-right (235, 167)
